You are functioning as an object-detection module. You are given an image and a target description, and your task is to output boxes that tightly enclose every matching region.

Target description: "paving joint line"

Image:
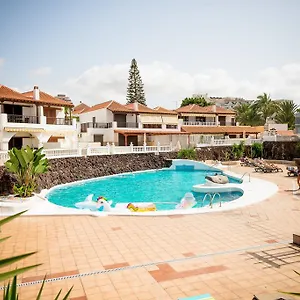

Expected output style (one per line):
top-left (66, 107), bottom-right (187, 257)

top-left (0, 239), bottom-right (291, 290)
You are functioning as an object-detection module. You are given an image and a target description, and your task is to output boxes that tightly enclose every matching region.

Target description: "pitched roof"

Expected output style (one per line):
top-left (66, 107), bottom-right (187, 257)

top-left (276, 130), bottom-right (296, 136)
top-left (181, 125), bottom-right (264, 134)
top-left (125, 102), bottom-right (158, 114)
top-left (153, 106), bottom-right (178, 115)
top-left (83, 100), bottom-right (135, 114)
top-left (22, 90), bottom-right (74, 107)
top-left (176, 104), bottom-right (235, 114)
top-left (0, 84), bottom-right (35, 103)
top-left (73, 102), bottom-right (90, 114)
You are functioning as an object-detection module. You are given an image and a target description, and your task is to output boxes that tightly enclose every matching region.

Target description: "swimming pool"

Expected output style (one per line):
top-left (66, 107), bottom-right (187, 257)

top-left (46, 168), bottom-right (243, 211)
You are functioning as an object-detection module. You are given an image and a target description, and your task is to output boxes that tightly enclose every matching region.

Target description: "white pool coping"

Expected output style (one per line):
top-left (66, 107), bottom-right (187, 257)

top-left (0, 160), bottom-right (278, 217)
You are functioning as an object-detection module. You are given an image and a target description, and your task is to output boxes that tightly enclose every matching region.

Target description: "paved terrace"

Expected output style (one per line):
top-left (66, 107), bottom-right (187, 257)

top-left (1, 164), bottom-right (300, 299)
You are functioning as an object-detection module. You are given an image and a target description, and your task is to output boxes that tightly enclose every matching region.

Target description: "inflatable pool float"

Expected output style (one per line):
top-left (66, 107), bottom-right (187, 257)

top-left (127, 202), bottom-right (156, 212)
top-left (176, 192), bottom-right (197, 209)
top-left (96, 200), bottom-right (157, 212)
top-left (205, 174), bottom-right (229, 185)
top-left (75, 194), bottom-right (112, 211)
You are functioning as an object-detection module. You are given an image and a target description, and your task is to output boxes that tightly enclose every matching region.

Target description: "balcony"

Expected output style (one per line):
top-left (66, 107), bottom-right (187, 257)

top-left (7, 114), bottom-right (39, 124)
top-left (183, 121), bottom-right (217, 126)
top-left (183, 121), bottom-right (237, 126)
top-left (115, 122), bottom-right (138, 128)
top-left (219, 122), bottom-right (236, 126)
top-left (46, 118), bottom-right (72, 125)
top-left (81, 122), bottom-right (112, 132)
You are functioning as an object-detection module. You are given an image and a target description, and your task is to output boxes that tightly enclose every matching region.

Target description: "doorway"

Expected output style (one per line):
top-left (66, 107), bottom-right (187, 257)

top-left (219, 116), bottom-right (226, 126)
top-left (9, 137), bottom-right (23, 150)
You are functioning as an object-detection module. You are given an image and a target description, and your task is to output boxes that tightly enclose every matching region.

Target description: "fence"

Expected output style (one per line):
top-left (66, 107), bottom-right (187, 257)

top-left (0, 143), bottom-right (173, 165)
top-left (197, 138), bottom-right (262, 147)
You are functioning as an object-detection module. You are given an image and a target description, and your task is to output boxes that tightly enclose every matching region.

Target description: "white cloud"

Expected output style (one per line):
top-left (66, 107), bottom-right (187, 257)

top-left (0, 58), bottom-right (4, 67)
top-left (65, 61), bottom-right (300, 108)
top-left (31, 67), bottom-right (52, 76)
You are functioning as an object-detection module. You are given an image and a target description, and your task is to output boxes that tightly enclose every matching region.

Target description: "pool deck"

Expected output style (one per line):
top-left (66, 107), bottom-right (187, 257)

top-left (1, 163), bottom-right (300, 299)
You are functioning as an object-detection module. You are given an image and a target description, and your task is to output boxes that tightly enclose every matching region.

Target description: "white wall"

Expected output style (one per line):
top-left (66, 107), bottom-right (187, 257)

top-left (56, 107), bottom-right (65, 118)
top-left (79, 108), bottom-right (108, 123)
top-left (126, 113), bottom-right (137, 123)
top-left (266, 123), bottom-right (288, 131)
top-left (225, 115), bottom-right (235, 123)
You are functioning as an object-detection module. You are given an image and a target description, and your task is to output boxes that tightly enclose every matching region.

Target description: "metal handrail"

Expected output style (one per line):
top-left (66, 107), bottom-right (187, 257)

top-left (7, 114), bottom-right (39, 124)
top-left (203, 193), bottom-right (212, 207)
top-left (212, 193), bottom-right (221, 207)
top-left (240, 172), bottom-right (251, 182)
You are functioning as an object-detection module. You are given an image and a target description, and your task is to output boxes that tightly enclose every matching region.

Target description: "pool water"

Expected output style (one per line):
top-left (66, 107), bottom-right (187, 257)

top-left (46, 169), bottom-right (243, 211)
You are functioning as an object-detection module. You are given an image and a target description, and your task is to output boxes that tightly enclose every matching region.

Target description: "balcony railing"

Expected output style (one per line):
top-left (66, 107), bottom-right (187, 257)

top-left (183, 121), bottom-right (236, 126)
top-left (7, 114), bottom-right (39, 124)
top-left (219, 122), bottom-right (236, 126)
top-left (116, 122), bottom-right (138, 128)
top-left (81, 122), bottom-right (112, 132)
top-left (183, 121), bottom-right (217, 126)
top-left (46, 118), bottom-right (72, 125)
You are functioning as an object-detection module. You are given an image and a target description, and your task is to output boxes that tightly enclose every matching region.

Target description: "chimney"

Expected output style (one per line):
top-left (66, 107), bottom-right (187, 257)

top-left (133, 101), bottom-right (139, 111)
top-left (212, 104), bottom-right (216, 113)
top-left (33, 86), bottom-right (40, 100)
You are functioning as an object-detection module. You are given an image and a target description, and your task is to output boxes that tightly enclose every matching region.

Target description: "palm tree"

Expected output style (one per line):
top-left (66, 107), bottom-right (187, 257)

top-left (275, 100), bottom-right (298, 129)
top-left (253, 93), bottom-right (278, 123)
top-left (235, 103), bottom-right (262, 126)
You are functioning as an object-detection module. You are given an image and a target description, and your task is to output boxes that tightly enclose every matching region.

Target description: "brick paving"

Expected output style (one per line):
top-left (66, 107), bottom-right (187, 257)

top-left (1, 164), bottom-right (300, 299)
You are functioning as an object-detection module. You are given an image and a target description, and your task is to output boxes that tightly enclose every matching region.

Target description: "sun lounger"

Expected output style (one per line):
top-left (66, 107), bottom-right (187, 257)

top-left (287, 166), bottom-right (298, 176)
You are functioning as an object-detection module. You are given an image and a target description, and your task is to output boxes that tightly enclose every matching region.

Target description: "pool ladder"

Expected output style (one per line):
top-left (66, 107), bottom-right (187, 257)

top-left (203, 192), bottom-right (221, 208)
top-left (240, 172), bottom-right (251, 182)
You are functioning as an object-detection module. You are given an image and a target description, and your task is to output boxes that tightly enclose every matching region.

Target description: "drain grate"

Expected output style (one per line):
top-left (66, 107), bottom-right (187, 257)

top-left (0, 239), bottom-right (291, 290)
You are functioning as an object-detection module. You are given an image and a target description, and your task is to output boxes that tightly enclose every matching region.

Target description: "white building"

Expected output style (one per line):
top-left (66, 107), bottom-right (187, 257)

top-left (78, 100), bottom-right (188, 146)
top-left (0, 84), bottom-right (77, 150)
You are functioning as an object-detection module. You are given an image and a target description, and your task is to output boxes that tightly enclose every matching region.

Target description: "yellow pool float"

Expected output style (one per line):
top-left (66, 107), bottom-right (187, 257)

top-left (127, 203), bottom-right (157, 212)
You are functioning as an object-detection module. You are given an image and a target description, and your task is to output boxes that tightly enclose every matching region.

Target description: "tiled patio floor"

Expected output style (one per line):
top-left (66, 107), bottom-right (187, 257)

top-left (1, 164), bottom-right (300, 299)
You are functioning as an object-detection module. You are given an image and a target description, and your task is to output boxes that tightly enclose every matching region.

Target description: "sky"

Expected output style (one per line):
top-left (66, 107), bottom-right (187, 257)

top-left (1, 0), bottom-right (300, 109)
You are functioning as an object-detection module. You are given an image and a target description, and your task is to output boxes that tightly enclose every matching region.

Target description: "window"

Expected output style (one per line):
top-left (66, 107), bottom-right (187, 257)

top-left (93, 134), bottom-right (103, 143)
top-left (143, 124), bottom-right (162, 129)
top-left (166, 124), bottom-right (177, 129)
top-left (92, 117), bottom-right (96, 123)
top-left (183, 116), bottom-right (189, 122)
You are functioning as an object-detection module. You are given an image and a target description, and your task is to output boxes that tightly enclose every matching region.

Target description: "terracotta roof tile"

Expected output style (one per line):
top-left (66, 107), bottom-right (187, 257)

top-left (0, 84), bottom-right (35, 102)
top-left (73, 102), bottom-right (90, 114)
top-left (125, 103), bottom-right (158, 114)
top-left (181, 125), bottom-right (264, 134)
top-left (84, 100), bottom-right (134, 114)
top-left (176, 104), bottom-right (235, 114)
top-left (22, 90), bottom-right (74, 107)
top-left (153, 106), bottom-right (178, 115)
top-left (276, 130), bottom-right (296, 136)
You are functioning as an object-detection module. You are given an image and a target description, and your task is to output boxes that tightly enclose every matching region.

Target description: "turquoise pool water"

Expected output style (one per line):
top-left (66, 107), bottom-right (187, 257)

top-left (46, 168), bottom-right (243, 211)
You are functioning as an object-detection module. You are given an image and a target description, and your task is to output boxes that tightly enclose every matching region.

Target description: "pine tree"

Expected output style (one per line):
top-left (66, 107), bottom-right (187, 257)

top-left (126, 58), bottom-right (146, 105)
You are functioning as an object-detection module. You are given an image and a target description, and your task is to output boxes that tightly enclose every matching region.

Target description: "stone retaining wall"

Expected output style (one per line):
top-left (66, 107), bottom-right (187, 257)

top-left (0, 153), bottom-right (176, 195)
top-left (262, 141), bottom-right (300, 161)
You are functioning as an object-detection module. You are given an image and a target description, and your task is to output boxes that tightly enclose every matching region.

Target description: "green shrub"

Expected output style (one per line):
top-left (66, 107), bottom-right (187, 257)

top-left (231, 141), bottom-right (245, 159)
top-left (251, 142), bottom-right (263, 158)
top-left (177, 148), bottom-right (196, 160)
top-left (5, 146), bottom-right (49, 197)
